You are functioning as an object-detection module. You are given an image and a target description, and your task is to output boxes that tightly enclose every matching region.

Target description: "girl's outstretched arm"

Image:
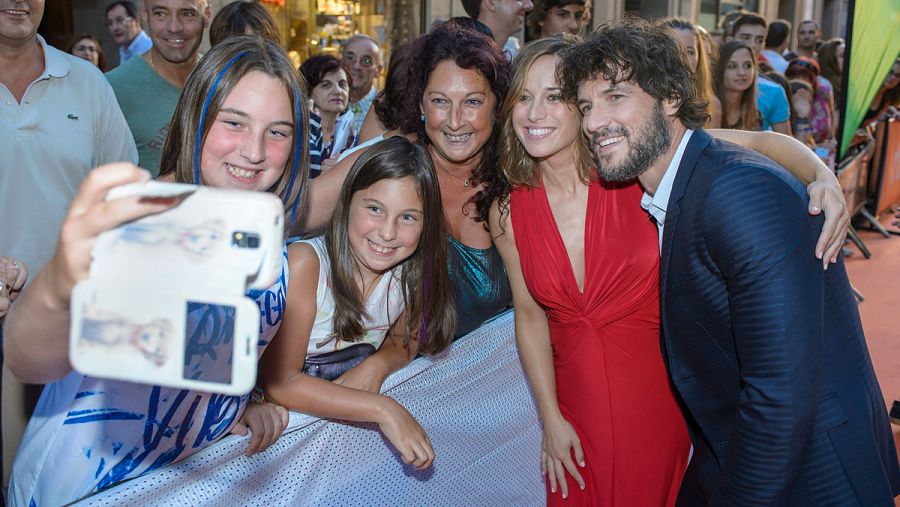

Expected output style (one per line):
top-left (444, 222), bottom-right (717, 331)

top-left (259, 242), bottom-right (434, 469)
top-left (708, 129), bottom-right (849, 266)
top-left (4, 164), bottom-right (178, 384)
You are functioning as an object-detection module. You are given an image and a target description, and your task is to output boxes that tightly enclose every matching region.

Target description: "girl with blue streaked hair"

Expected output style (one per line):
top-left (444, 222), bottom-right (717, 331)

top-left (8, 36), bottom-right (308, 506)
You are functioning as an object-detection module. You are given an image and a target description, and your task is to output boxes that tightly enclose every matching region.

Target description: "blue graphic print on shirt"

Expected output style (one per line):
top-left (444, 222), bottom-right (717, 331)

top-left (10, 248), bottom-right (289, 507)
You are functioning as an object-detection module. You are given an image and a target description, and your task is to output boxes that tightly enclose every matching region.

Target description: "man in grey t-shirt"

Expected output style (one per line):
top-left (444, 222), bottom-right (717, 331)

top-left (107, 0), bottom-right (211, 175)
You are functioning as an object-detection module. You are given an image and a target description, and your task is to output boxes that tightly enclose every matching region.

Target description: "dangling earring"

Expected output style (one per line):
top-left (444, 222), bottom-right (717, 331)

top-left (420, 113), bottom-right (425, 122)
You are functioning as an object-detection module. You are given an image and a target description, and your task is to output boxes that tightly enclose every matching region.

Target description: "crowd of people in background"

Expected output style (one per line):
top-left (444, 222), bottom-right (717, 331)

top-left (2, 0), bottom-right (900, 505)
top-left (55, 0), bottom-right (900, 173)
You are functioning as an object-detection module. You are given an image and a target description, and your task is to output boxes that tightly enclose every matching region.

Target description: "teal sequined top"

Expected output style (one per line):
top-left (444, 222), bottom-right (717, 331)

top-left (447, 235), bottom-right (512, 338)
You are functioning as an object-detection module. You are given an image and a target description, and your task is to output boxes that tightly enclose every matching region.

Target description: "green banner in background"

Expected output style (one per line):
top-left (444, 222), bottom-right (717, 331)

top-left (840, 1), bottom-right (900, 159)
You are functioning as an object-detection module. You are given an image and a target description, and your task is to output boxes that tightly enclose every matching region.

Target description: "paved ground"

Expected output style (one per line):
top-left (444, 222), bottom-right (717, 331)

top-left (843, 212), bottom-right (900, 504)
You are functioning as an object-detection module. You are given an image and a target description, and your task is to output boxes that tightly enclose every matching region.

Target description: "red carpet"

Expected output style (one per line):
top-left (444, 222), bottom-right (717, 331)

top-left (843, 212), bottom-right (900, 505)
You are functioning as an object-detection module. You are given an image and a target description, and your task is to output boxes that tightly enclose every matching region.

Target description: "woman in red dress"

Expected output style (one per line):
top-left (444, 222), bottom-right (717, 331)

top-left (490, 35), bottom-right (689, 506)
top-left (489, 35), bottom-right (849, 506)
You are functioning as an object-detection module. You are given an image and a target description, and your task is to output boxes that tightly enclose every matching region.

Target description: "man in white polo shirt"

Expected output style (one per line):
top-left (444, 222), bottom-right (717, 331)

top-left (1, 0), bottom-right (137, 282)
top-left (0, 0), bottom-right (137, 487)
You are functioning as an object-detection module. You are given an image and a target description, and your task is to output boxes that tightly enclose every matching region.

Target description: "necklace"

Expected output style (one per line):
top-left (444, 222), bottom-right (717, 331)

top-left (437, 165), bottom-right (471, 188)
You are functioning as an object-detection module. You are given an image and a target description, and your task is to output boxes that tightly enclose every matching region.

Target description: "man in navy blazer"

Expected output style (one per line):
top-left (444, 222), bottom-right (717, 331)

top-left (560, 19), bottom-right (900, 505)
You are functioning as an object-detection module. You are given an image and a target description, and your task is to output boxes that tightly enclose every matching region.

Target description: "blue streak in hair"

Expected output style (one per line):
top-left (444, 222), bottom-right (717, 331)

top-left (193, 52), bottom-right (249, 185)
top-left (192, 51), bottom-right (304, 228)
top-left (283, 85), bottom-right (304, 227)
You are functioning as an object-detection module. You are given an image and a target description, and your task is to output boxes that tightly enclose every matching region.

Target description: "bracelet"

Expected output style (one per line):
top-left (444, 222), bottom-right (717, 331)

top-left (249, 387), bottom-right (267, 404)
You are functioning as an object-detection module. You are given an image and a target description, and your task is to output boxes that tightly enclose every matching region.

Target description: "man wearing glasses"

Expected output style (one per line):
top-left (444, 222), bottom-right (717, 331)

top-left (341, 34), bottom-right (383, 136)
top-left (105, 1), bottom-right (152, 65)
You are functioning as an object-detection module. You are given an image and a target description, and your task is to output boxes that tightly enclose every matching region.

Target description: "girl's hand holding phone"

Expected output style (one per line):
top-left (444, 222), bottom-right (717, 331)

top-left (49, 164), bottom-right (178, 310)
top-left (4, 164), bottom-right (180, 385)
top-left (376, 397), bottom-right (435, 470)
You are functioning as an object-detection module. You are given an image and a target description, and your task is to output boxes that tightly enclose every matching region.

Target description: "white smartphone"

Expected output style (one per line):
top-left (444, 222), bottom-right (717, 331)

top-left (69, 181), bottom-right (284, 395)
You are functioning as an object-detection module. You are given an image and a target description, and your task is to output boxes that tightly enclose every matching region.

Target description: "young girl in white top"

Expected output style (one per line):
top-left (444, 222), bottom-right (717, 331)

top-left (260, 136), bottom-right (456, 469)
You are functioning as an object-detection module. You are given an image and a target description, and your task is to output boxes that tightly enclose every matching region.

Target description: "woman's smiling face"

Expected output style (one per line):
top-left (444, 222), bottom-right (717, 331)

top-left (421, 60), bottom-right (497, 167)
top-left (511, 54), bottom-right (580, 166)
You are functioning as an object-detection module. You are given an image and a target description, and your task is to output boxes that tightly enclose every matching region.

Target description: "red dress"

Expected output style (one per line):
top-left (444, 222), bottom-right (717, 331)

top-left (509, 179), bottom-right (690, 506)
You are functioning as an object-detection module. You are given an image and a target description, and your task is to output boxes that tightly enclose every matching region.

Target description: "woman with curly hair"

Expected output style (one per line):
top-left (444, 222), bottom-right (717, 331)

top-left (300, 20), bottom-right (512, 344)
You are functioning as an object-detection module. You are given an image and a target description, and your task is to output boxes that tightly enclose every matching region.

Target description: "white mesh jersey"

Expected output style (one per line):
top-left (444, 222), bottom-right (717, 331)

top-left (300, 236), bottom-right (405, 356)
top-left (75, 311), bottom-right (545, 507)
top-left (8, 247), bottom-right (290, 507)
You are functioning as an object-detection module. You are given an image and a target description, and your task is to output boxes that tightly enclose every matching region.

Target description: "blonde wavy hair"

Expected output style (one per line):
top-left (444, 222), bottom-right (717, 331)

top-left (498, 34), bottom-right (594, 189)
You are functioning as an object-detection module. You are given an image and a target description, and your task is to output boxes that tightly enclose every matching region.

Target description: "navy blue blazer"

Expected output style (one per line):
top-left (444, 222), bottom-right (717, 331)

top-left (660, 130), bottom-right (900, 506)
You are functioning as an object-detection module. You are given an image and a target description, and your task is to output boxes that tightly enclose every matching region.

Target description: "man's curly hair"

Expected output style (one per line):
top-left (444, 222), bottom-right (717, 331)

top-left (558, 17), bottom-right (708, 129)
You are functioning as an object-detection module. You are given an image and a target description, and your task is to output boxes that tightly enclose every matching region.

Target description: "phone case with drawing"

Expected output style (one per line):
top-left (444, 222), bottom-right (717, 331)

top-left (69, 181), bottom-right (284, 395)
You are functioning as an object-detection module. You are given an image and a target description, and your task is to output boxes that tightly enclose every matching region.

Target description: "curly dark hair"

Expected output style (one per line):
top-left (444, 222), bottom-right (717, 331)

top-left (558, 17), bottom-right (708, 130)
top-left (526, 0), bottom-right (586, 40)
top-left (401, 21), bottom-right (512, 226)
top-left (371, 40), bottom-right (417, 131)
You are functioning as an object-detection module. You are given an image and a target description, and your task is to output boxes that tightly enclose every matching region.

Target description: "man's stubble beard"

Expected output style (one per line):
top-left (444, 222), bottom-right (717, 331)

top-left (591, 100), bottom-right (672, 182)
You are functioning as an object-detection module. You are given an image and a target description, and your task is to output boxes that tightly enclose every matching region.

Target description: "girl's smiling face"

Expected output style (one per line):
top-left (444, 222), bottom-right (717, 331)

top-left (200, 71), bottom-right (294, 191)
top-left (347, 176), bottom-right (424, 280)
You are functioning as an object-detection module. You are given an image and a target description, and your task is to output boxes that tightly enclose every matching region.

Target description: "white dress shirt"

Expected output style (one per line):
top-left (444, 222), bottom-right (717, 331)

top-left (640, 129), bottom-right (694, 253)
